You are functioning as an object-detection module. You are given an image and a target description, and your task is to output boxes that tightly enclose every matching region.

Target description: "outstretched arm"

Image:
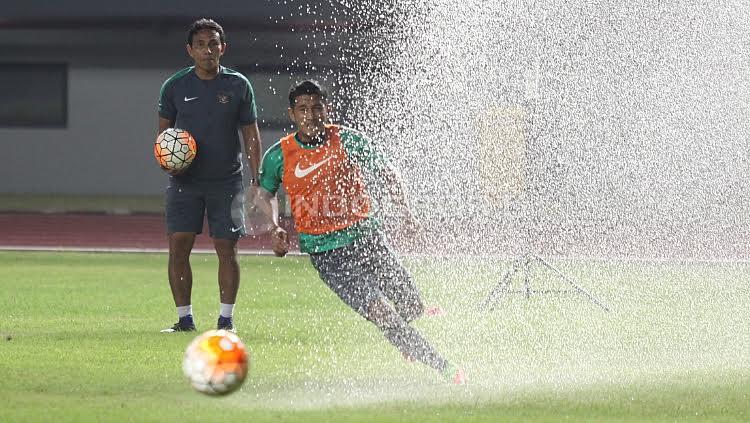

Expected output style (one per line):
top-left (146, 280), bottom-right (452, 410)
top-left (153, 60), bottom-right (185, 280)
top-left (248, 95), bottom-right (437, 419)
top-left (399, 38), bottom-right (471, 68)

top-left (345, 130), bottom-right (420, 234)
top-left (252, 188), bottom-right (289, 257)
top-left (378, 164), bottom-right (422, 236)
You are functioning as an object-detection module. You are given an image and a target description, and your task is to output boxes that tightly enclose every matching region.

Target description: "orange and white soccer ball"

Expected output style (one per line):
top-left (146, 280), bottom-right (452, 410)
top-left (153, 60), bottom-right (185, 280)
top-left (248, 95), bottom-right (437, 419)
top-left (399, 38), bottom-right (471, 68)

top-left (182, 330), bottom-right (249, 396)
top-left (154, 128), bottom-right (197, 173)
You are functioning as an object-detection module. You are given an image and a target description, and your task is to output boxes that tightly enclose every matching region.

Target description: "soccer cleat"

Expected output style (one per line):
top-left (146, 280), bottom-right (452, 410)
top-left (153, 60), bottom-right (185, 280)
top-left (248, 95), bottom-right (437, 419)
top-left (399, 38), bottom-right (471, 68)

top-left (217, 316), bottom-right (235, 333)
top-left (424, 305), bottom-right (445, 317)
top-left (160, 314), bottom-right (196, 333)
top-left (401, 351), bottom-right (416, 363)
top-left (442, 364), bottom-right (466, 385)
top-left (451, 367), bottom-right (466, 385)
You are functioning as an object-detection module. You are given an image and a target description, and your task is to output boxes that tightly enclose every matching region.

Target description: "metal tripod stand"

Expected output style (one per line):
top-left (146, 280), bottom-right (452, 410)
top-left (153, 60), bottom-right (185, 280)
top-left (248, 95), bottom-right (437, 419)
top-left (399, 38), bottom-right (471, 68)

top-left (474, 97), bottom-right (609, 312)
top-left (479, 252), bottom-right (609, 311)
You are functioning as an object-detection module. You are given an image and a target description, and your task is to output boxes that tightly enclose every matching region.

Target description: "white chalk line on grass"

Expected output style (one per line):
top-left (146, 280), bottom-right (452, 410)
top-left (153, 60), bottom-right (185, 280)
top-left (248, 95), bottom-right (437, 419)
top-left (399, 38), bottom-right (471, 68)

top-left (0, 245), bottom-right (305, 256)
top-left (405, 252), bottom-right (750, 264)
top-left (0, 245), bottom-right (747, 264)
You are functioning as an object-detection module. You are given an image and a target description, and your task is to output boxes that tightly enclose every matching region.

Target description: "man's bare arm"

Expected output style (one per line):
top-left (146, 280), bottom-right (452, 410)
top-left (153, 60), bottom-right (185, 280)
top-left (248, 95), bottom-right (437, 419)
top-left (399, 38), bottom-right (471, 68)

top-left (377, 164), bottom-right (423, 237)
top-left (253, 188), bottom-right (288, 256)
top-left (240, 123), bottom-right (262, 184)
top-left (380, 164), bottom-right (412, 213)
top-left (253, 188), bottom-right (279, 226)
top-left (156, 117), bottom-right (180, 175)
top-left (158, 117), bottom-right (173, 135)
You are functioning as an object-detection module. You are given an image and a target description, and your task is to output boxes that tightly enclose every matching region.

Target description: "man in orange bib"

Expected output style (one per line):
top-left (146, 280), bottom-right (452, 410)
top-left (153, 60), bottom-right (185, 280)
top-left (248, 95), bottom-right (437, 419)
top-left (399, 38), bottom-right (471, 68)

top-left (253, 80), bottom-right (464, 384)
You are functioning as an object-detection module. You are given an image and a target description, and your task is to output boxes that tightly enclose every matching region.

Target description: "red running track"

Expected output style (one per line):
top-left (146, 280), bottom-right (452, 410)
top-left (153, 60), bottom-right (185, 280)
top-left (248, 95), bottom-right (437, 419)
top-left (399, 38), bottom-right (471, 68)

top-left (0, 213), bottom-right (299, 253)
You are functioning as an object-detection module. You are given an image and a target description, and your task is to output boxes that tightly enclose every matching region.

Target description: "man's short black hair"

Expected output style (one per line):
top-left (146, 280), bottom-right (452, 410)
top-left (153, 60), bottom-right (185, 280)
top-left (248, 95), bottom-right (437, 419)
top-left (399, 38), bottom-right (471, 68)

top-left (288, 80), bottom-right (328, 107)
top-left (187, 18), bottom-right (225, 45)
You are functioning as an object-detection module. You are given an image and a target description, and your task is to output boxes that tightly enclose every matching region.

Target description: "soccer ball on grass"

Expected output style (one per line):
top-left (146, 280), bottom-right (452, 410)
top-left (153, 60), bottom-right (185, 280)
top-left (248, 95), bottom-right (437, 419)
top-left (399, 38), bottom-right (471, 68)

top-left (182, 330), bottom-right (249, 396)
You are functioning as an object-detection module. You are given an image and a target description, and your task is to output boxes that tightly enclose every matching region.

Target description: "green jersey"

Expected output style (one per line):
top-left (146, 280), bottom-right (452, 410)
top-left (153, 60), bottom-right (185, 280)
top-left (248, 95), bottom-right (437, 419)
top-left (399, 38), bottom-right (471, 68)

top-left (260, 125), bottom-right (388, 253)
top-left (158, 66), bottom-right (257, 182)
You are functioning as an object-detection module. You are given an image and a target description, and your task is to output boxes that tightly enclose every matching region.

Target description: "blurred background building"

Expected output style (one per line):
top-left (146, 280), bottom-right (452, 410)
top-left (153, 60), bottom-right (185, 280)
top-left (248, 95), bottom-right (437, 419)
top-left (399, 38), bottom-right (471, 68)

top-left (1, 1), bottom-right (747, 260)
top-left (0, 0), bottom-right (356, 212)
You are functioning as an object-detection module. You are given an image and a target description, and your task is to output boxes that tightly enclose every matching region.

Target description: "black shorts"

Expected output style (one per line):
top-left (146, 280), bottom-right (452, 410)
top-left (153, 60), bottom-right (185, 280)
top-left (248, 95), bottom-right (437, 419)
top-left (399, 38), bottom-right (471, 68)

top-left (309, 231), bottom-right (424, 321)
top-left (165, 179), bottom-right (246, 240)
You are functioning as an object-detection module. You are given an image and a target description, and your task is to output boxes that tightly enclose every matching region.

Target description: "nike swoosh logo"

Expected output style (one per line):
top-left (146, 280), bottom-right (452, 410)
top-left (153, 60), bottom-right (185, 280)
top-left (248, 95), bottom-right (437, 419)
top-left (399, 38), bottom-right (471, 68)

top-left (184, 96), bottom-right (199, 102)
top-left (294, 157), bottom-right (331, 178)
top-left (230, 227), bottom-right (242, 233)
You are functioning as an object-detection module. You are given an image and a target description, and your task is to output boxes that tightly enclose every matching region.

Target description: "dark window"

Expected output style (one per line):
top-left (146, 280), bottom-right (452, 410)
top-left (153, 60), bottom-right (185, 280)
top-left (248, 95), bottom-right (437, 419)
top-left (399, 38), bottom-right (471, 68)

top-left (0, 64), bottom-right (67, 127)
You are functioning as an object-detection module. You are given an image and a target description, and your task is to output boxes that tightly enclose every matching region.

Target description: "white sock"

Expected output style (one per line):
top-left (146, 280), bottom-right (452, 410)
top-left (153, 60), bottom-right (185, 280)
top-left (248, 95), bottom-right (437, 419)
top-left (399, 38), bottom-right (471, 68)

top-left (220, 303), bottom-right (234, 319)
top-left (177, 305), bottom-right (192, 318)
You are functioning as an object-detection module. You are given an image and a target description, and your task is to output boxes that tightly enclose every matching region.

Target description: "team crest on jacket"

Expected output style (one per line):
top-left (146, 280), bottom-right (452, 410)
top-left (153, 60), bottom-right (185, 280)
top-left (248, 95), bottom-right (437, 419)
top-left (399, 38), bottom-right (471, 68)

top-left (216, 93), bottom-right (231, 104)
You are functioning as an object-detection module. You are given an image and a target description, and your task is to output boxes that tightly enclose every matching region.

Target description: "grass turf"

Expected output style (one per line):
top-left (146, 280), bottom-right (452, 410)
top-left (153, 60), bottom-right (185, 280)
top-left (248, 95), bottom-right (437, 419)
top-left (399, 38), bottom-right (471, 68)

top-left (0, 251), bottom-right (747, 422)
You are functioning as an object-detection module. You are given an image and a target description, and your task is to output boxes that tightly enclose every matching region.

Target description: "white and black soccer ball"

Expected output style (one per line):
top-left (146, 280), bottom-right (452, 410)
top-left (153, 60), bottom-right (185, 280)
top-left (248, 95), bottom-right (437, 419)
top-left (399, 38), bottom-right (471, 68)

top-left (154, 128), bottom-right (197, 173)
top-left (182, 330), bottom-right (249, 396)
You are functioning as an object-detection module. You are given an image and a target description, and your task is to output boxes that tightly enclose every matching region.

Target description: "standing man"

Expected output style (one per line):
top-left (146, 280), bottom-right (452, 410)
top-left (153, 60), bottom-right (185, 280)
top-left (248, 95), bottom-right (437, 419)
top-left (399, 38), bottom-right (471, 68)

top-left (253, 80), bottom-right (464, 384)
top-left (157, 18), bottom-right (262, 333)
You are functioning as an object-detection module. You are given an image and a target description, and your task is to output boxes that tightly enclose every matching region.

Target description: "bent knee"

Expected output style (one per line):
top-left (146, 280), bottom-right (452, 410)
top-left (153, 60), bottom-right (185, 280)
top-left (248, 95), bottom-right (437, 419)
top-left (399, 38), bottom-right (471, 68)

top-left (400, 301), bottom-right (424, 323)
top-left (365, 299), bottom-right (403, 329)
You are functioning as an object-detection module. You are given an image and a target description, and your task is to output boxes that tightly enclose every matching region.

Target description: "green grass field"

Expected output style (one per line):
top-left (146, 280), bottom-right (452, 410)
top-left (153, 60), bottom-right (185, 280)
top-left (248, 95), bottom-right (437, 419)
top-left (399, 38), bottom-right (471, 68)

top-left (0, 251), bottom-right (747, 422)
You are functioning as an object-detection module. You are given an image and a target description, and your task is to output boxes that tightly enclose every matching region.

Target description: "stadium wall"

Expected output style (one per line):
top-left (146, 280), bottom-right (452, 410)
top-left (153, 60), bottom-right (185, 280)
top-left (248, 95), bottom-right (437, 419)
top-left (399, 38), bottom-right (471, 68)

top-left (0, 66), bottom-right (285, 196)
